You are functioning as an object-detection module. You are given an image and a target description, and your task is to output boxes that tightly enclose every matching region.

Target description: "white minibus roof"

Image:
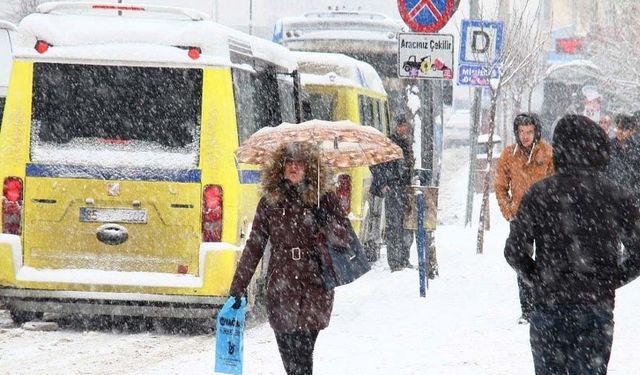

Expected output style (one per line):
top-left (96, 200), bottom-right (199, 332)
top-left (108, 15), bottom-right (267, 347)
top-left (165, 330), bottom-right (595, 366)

top-left (293, 51), bottom-right (386, 95)
top-left (15, 2), bottom-right (296, 71)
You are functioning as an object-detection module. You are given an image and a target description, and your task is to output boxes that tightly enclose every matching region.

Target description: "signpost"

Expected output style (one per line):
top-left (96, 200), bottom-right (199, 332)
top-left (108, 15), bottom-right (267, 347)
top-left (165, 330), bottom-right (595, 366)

top-left (458, 19), bottom-right (504, 87)
top-left (397, 0), bottom-right (456, 33)
top-left (458, 64), bottom-right (500, 86)
top-left (397, 1), bottom-right (457, 294)
top-left (398, 33), bottom-right (454, 80)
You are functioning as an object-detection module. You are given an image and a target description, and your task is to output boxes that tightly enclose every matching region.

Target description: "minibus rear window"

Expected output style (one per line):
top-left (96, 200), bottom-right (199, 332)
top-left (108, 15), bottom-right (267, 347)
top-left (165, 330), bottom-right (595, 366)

top-left (30, 63), bottom-right (202, 169)
top-left (304, 93), bottom-right (336, 121)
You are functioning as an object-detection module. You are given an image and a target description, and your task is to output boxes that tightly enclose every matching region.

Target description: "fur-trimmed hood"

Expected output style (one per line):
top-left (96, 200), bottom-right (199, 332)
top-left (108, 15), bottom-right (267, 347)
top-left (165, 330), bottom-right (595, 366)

top-left (261, 142), bottom-right (333, 206)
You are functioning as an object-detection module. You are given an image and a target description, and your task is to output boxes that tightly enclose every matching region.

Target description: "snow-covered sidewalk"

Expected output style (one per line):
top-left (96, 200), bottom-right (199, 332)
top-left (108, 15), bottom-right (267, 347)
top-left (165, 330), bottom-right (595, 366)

top-left (1, 113), bottom-right (639, 375)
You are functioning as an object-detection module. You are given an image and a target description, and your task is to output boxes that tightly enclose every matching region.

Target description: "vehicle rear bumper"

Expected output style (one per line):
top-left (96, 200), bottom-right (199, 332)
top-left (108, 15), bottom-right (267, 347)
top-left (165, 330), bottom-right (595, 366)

top-left (0, 234), bottom-right (241, 318)
top-left (0, 288), bottom-right (226, 318)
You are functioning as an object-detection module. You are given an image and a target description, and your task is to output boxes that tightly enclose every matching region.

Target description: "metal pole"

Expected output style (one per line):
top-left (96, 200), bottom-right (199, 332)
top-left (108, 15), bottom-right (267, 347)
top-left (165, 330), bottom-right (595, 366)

top-left (464, 0), bottom-right (483, 226)
top-left (214, 0), bottom-right (219, 22)
top-left (249, 0), bottom-right (253, 35)
top-left (417, 192), bottom-right (427, 297)
top-left (421, 81), bottom-right (434, 173)
top-left (465, 88), bottom-right (482, 225)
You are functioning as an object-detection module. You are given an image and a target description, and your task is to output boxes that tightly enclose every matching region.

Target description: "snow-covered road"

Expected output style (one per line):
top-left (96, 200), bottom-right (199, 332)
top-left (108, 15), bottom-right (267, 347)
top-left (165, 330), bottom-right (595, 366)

top-left (1, 111), bottom-right (639, 375)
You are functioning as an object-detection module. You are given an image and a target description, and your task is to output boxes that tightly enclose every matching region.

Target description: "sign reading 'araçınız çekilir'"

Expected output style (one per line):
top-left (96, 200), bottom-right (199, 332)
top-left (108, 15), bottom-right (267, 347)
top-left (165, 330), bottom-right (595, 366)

top-left (398, 32), bottom-right (454, 80)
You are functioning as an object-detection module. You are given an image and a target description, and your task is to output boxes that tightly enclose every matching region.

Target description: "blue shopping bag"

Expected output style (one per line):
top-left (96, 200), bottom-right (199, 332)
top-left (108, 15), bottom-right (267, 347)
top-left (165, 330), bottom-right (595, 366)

top-left (215, 296), bottom-right (247, 375)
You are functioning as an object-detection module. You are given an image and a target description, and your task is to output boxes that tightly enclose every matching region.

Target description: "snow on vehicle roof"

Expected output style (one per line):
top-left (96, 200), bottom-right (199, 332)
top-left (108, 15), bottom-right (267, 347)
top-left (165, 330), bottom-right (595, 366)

top-left (275, 10), bottom-right (402, 55)
top-left (0, 20), bottom-right (16, 31)
top-left (280, 9), bottom-right (402, 33)
top-left (15, 2), bottom-right (296, 70)
top-left (290, 29), bottom-right (398, 45)
top-left (545, 59), bottom-right (600, 84)
top-left (545, 59), bottom-right (600, 75)
top-left (293, 51), bottom-right (386, 95)
top-left (303, 10), bottom-right (391, 20)
top-left (275, 10), bottom-right (401, 44)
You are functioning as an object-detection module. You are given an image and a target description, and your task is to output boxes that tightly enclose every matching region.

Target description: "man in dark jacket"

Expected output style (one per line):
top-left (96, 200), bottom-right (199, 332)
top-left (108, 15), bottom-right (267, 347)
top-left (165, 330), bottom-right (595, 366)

top-left (504, 114), bottom-right (640, 374)
top-left (607, 114), bottom-right (640, 200)
top-left (370, 116), bottom-right (415, 272)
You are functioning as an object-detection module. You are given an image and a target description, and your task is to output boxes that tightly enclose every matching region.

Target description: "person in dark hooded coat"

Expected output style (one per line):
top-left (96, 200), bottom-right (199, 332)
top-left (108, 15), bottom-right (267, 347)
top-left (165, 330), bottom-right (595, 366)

top-left (504, 114), bottom-right (640, 374)
top-left (229, 141), bottom-right (350, 375)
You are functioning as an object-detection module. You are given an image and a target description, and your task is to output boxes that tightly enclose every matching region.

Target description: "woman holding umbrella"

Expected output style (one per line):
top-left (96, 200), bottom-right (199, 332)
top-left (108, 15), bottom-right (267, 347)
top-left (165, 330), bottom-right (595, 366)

top-left (229, 141), bottom-right (349, 375)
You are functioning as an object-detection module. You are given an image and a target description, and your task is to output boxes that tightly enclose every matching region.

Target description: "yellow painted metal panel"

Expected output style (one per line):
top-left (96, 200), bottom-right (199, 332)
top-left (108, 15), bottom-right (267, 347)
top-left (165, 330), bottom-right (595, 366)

top-left (201, 249), bottom-right (241, 295)
top-left (22, 178), bottom-right (201, 273)
top-left (0, 61), bottom-right (34, 235)
top-left (200, 68), bottom-right (241, 244)
top-left (0, 244), bottom-right (16, 284)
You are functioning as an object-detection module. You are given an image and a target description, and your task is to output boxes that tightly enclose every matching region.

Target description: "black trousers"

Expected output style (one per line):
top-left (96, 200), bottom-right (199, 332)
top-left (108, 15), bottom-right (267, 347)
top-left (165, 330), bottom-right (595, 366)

top-left (518, 276), bottom-right (534, 318)
top-left (274, 330), bottom-right (319, 375)
top-left (530, 305), bottom-right (613, 374)
top-left (385, 188), bottom-right (412, 269)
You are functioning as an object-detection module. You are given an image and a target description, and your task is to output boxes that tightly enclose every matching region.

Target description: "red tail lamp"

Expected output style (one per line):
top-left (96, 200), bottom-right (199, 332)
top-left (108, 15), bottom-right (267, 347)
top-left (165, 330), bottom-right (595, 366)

top-left (188, 47), bottom-right (201, 60)
top-left (34, 40), bottom-right (50, 54)
top-left (202, 185), bottom-right (223, 242)
top-left (3, 177), bottom-right (23, 235)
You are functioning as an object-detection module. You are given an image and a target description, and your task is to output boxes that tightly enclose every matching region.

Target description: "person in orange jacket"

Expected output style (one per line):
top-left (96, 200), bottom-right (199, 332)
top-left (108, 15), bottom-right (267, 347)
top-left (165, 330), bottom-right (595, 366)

top-left (495, 112), bottom-right (554, 323)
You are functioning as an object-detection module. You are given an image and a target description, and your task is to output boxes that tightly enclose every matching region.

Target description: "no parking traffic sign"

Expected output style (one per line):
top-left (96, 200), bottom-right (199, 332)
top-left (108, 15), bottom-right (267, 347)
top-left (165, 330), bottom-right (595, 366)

top-left (397, 0), bottom-right (456, 33)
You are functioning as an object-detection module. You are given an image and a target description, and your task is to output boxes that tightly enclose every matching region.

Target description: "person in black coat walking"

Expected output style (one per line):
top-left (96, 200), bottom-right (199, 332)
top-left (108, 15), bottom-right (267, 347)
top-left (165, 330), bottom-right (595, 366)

top-left (370, 116), bottom-right (415, 272)
top-left (504, 114), bottom-right (640, 375)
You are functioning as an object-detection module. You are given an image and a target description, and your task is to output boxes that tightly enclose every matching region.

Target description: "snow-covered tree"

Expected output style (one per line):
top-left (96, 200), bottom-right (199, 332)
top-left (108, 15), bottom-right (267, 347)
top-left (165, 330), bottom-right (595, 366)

top-left (587, 1), bottom-right (640, 112)
top-left (475, 0), bottom-right (549, 254)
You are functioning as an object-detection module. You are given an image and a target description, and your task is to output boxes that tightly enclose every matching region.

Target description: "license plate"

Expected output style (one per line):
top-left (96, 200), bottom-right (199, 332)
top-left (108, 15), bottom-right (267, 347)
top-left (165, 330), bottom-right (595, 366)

top-left (79, 207), bottom-right (148, 224)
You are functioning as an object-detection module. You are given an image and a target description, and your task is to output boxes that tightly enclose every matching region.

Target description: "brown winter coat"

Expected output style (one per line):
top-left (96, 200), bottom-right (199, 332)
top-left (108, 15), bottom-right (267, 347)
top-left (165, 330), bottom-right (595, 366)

top-left (495, 141), bottom-right (554, 221)
top-left (229, 143), bottom-right (349, 332)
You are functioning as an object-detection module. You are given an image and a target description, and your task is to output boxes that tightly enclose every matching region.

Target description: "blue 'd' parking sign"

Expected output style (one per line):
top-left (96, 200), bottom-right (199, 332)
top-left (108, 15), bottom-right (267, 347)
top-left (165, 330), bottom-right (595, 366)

top-left (459, 19), bottom-right (504, 64)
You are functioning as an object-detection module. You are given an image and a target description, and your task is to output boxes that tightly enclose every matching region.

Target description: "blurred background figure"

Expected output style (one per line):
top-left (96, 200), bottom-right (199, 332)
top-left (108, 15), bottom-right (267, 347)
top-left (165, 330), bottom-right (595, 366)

top-left (370, 116), bottom-right (415, 272)
top-left (606, 114), bottom-right (640, 200)
top-left (598, 114), bottom-right (613, 139)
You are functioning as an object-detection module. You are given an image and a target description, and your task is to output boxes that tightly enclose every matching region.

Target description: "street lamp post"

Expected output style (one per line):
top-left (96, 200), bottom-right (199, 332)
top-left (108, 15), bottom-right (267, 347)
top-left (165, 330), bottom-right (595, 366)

top-left (249, 0), bottom-right (253, 35)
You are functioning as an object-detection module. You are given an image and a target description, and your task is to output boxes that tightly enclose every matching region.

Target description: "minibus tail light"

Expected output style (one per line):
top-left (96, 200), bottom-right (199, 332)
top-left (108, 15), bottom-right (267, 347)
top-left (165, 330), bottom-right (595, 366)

top-left (34, 40), bottom-right (50, 54)
top-left (202, 185), bottom-right (223, 242)
top-left (3, 177), bottom-right (23, 235)
top-left (336, 174), bottom-right (351, 216)
top-left (188, 47), bottom-right (201, 60)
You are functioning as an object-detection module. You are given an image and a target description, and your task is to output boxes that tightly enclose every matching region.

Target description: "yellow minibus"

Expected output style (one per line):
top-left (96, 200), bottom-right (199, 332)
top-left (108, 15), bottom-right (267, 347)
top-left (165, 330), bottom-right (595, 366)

top-left (0, 2), bottom-right (300, 323)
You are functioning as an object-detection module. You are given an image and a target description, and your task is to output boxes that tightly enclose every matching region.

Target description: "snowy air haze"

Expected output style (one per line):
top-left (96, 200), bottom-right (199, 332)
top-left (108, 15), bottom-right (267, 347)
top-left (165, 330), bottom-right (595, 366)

top-left (1, 1), bottom-right (640, 375)
top-left (1, 111), bottom-right (639, 374)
